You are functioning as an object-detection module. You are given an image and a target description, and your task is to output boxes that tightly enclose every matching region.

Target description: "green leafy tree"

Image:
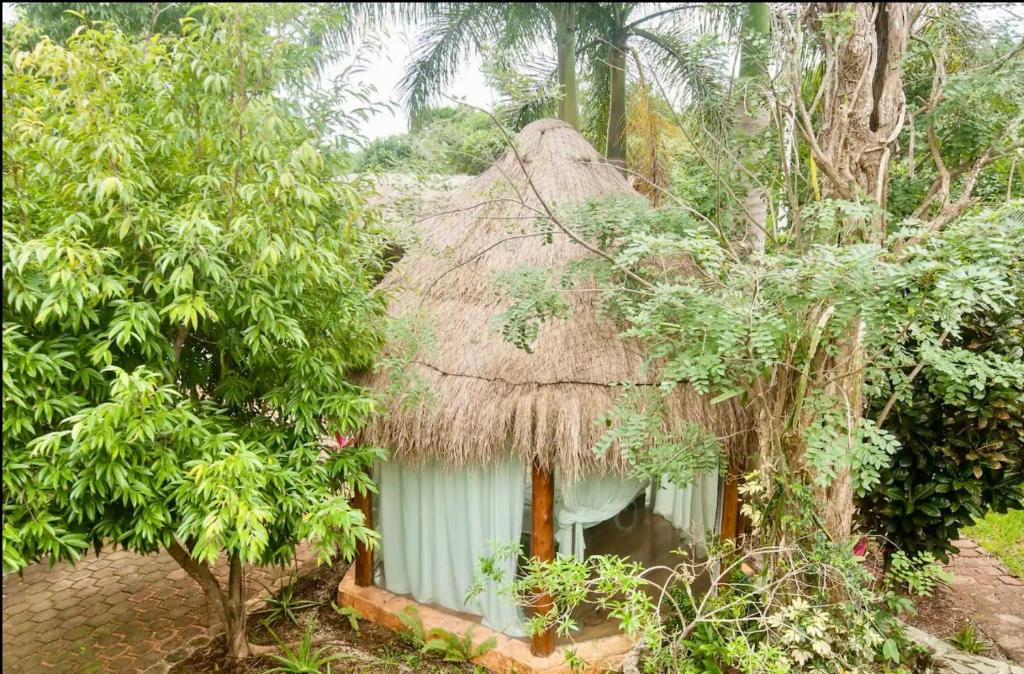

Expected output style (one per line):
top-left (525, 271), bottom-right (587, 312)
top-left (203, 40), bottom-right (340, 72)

top-left (13, 2), bottom-right (197, 43)
top-left (3, 5), bottom-right (388, 660)
top-left (355, 106), bottom-right (505, 175)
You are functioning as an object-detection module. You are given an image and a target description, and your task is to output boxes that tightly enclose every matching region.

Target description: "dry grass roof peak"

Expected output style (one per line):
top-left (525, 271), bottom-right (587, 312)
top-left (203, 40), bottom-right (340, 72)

top-left (358, 118), bottom-right (751, 478)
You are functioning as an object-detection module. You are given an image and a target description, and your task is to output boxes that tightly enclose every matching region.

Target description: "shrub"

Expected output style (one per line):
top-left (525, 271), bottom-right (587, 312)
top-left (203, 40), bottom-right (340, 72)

top-left (860, 312), bottom-right (1024, 560)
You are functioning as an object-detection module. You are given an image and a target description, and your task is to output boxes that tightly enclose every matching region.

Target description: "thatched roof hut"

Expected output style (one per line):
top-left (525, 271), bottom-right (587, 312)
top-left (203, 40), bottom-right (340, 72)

top-left (359, 118), bottom-right (751, 479)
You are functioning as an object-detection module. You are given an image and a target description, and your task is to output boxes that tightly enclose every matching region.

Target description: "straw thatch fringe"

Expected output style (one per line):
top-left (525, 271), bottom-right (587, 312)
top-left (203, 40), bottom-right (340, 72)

top-left (358, 119), bottom-right (753, 478)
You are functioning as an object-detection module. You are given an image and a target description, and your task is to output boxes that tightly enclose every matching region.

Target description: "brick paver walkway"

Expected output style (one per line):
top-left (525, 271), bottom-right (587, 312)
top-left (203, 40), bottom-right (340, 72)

top-left (945, 538), bottom-right (1024, 664)
top-left (2, 545), bottom-right (318, 673)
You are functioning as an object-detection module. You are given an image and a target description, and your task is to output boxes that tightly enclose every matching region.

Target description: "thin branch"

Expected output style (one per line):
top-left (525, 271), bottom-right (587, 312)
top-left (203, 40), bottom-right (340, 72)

top-left (874, 328), bottom-right (950, 428)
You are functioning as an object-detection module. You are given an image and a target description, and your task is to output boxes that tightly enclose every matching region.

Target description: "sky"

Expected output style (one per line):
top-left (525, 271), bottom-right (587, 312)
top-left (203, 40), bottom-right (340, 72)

top-left (342, 22), bottom-right (497, 140)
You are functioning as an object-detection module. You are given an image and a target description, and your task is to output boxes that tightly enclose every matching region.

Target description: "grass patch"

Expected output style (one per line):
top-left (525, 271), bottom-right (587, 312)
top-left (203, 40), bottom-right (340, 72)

top-left (964, 509), bottom-right (1024, 578)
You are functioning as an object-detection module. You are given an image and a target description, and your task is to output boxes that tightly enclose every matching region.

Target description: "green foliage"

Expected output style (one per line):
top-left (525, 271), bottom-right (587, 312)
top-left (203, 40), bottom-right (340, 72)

top-left (594, 390), bottom-right (723, 488)
top-left (477, 475), bottom-right (926, 674)
top-left (13, 2), bottom-right (197, 44)
top-left (354, 106), bottom-right (506, 176)
top-left (331, 602), bottom-right (363, 634)
top-left (860, 281), bottom-right (1024, 559)
top-left (422, 626), bottom-right (498, 663)
top-left (949, 623), bottom-right (987, 655)
top-left (355, 135), bottom-right (420, 173)
top-left (491, 266), bottom-right (570, 353)
top-left (2, 5), bottom-right (387, 581)
top-left (256, 580), bottom-right (320, 628)
top-left (397, 604), bottom-right (428, 648)
top-left (395, 605), bottom-right (496, 664)
top-left (266, 619), bottom-right (340, 674)
top-left (495, 192), bottom-right (1023, 542)
top-left (886, 550), bottom-right (953, 597)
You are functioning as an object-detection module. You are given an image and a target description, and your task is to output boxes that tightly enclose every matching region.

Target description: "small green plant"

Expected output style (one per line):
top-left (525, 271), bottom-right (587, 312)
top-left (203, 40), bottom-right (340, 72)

top-left (886, 550), bottom-right (953, 597)
top-left (266, 619), bottom-right (340, 674)
top-left (950, 623), bottom-right (987, 654)
top-left (331, 602), bottom-right (363, 634)
top-left (422, 625), bottom-right (498, 663)
top-left (396, 604), bottom-right (428, 648)
top-left (395, 604), bottom-right (497, 663)
top-left (256, 580), bottom-right (320, 627)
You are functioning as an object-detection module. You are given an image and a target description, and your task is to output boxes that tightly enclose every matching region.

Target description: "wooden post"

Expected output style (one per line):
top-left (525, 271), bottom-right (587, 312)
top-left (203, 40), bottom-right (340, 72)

top-left (353, 484), bottom-right (374, 587)
top-left (720, 453), bottom-right (746, 544)
top-left (530, 460), bottom-right (556, 657)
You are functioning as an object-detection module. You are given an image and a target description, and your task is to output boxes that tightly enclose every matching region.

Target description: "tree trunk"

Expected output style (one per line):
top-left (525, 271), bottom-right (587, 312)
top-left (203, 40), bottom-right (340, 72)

top-left (804, 3), bottom-right (914, 539)
top-left (812, 3), bottom-right (915, 220)
top-left (554, 4), bottom-right (579, 128)
top-left (605, 36), bottom-right (629, 171)
top-left (224, 553), bottom-right (250, 660)
top-left (736, 2), bottom-right (771, 254)
top-left (167, 540), bottom-right (254, 660)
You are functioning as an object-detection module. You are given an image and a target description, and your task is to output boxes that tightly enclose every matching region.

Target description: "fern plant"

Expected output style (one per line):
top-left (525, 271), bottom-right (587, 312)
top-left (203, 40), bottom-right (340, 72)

top-left (396, 604), bottom-right (498, 663)
top-left (396, 604), bottom-right (427, 648)
top-left (331, 602), bottom-right (363, 634)
top-left (266, 619), bottom-right (340, 674)
top-left (423, 626), bottom-right (499, 663)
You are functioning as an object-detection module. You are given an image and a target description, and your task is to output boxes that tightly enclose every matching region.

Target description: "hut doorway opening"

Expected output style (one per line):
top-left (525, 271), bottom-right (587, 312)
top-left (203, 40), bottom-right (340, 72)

top-left (521, 471), bottom-right (721, 643)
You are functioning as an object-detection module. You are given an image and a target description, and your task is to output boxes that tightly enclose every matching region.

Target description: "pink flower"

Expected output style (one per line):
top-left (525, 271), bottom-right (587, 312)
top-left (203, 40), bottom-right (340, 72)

top-left (853, 537), bottom-right (869, 558)
top-left (334, 434), bottom-right (354, 450)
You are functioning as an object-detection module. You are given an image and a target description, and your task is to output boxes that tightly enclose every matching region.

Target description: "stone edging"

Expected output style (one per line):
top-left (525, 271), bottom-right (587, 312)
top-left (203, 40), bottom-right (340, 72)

top-left (903, 624), bottom-right (1024, 674)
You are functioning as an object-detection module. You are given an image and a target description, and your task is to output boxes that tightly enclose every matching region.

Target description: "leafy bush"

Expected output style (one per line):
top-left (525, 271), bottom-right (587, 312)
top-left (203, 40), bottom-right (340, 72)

top-left (2, 4), bottom-right (386, 659)
top-left (354, 135), bottom-right (420, 173)
top-left (353, 106), bottom-right (506, 175)
top-left (476, 474), bottom-right (936, 674)
top-left (860, 310), bottom-right (1024, 560)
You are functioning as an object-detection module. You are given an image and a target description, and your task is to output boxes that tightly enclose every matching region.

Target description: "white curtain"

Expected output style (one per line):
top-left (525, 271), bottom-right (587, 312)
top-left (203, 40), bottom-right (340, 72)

top-left (379, 459), bottom-right (526, 637)
top-left (653, 472), bottom-right (720, 549)
top-left (554, 474), bottom-right (647, 560)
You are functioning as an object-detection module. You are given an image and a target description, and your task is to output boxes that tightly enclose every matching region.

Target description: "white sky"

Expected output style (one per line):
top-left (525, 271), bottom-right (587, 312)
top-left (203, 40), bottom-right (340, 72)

top-left (343, 22), bottom-right (496, 140)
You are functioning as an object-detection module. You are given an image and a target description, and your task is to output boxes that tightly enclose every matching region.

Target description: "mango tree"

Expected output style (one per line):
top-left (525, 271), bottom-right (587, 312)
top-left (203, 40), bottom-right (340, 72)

top-left (3, 4), bottom-right (387, 659)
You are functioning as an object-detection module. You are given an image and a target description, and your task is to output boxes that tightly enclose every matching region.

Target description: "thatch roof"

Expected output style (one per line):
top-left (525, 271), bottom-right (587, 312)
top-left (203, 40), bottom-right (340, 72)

top-left (358, 119), bottom-right (752, 478)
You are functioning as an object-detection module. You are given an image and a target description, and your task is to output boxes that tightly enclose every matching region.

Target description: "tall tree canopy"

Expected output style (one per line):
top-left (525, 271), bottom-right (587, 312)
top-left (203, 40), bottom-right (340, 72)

top-left (2, 3), bottom-right (388, 659)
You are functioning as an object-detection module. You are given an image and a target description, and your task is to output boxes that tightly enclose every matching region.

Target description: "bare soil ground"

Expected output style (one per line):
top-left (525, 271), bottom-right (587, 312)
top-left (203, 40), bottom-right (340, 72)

top-left (171, 561), bottom-right (473, 674)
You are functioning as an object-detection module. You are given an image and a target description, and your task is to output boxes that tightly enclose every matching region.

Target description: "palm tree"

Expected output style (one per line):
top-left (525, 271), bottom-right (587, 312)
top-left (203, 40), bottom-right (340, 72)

top-left (735, 3), bottom-right (771, 254)
top-left (396, 3), bottom-right (584, 127)
top-left (577, 3), bottom-right (733, 168)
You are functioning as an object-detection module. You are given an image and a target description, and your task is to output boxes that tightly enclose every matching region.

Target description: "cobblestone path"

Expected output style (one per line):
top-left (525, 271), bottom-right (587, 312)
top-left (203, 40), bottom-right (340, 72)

top-left (2, 545), bottom-right (317, 673)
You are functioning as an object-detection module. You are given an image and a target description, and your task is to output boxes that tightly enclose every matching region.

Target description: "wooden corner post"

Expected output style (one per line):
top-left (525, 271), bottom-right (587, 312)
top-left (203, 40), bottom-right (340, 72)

top-left (720, 452), bottom-right (746, 544)
top-left (530, 459), bottom-right (556, 657)
top-left (353, 483), bottom-right (374, 587)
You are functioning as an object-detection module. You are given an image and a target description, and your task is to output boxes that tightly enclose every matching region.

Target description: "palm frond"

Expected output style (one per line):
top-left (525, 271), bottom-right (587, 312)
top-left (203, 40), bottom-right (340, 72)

top-left (581, 41), bottom-right (613, 151)
top-left (633, 24), bottom-right (730, 136)
top-left (398, 3), bottom-right (501, 117)
top-left (485, 54), bottom-right (560, 131)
